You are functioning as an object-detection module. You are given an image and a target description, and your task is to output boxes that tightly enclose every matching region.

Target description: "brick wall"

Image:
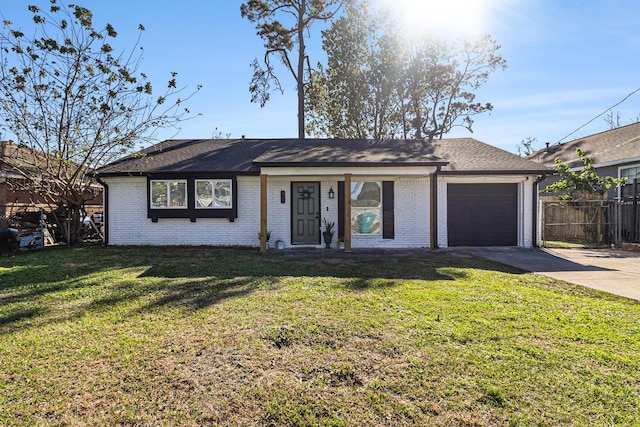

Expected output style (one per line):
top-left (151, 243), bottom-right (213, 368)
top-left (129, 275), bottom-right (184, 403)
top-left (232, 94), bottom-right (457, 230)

top-left (106, 176), bottom-right (260, 246)
top-left (104, 175), bottom-right (432, 248)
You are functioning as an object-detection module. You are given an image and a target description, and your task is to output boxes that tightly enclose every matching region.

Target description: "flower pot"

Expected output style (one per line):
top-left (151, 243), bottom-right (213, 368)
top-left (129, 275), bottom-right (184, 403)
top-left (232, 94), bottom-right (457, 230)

top-left (276, 240), bottom-right (284, 250)
top-left (323, 232), bottom-right (334, 249)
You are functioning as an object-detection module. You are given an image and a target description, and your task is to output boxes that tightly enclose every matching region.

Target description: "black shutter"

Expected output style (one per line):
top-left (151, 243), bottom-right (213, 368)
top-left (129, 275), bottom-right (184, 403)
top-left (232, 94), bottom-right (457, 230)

top-left (337, 181), bottom-right (345, 240)
top-left (382, 181), bottom-right (394, 239)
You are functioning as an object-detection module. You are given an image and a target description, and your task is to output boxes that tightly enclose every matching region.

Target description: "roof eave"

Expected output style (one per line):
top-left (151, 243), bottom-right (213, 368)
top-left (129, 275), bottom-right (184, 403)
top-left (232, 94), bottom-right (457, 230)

top-left (253, 160), bottom-right (449, 168)
top-left (439, 169), bottom-right (552, 176)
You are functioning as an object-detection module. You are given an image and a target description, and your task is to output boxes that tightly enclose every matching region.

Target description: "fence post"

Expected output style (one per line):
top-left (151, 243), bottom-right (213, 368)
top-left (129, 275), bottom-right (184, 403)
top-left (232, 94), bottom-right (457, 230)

top-left (66, 209), bottom-right (71, 245)
top-left (634, 178), bottom-right (638, 242)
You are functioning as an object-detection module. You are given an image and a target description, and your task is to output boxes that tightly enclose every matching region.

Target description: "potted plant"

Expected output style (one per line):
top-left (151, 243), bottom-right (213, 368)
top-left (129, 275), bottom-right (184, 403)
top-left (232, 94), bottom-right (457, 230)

top-left (322, 219), bottom-right (335, 249)
top-left (258, 230), bottom-right (272, 249)
top-left (275, 238), bottom-right (284, 249)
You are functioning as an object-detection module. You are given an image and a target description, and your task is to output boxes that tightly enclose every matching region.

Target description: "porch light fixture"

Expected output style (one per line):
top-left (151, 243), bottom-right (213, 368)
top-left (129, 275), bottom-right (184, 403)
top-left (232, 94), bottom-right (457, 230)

top-left (328, 187), bottom-right (335, 199)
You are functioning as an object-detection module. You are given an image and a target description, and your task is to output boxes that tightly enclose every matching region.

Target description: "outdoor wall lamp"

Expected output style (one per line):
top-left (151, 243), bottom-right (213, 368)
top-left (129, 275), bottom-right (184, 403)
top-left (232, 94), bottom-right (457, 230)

top-left (328, 187), bottom-right (335, 199)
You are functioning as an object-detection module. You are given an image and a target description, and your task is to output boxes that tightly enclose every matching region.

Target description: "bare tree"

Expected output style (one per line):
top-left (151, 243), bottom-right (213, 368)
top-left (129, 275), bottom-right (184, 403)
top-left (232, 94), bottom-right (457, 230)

top-left (516, 136), bottom-right (538, 157)
top-left (0, 1), bottom-right (200, 243)
top-left (603, 110), bottom-right (640, 130)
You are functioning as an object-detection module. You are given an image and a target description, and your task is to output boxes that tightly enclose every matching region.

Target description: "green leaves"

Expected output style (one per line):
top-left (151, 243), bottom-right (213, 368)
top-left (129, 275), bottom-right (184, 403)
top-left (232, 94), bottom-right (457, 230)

top-left (0, 1), bottom-right (200, 243)
top-left (241, 0), bottom-right (344, 138)
top-left (305, 0), bottom-right (506, 141)
top-left (542, 148), bottom-right (627, 199)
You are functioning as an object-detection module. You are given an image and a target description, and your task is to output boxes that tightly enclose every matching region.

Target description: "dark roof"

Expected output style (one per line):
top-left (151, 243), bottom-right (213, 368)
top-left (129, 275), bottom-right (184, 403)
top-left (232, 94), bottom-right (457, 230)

top-left (95, 137), bottom-right (549, 176)
top-left (527, 122), bottom-right (640, 168)
top-left (428, 138), bottom-right (550, 174)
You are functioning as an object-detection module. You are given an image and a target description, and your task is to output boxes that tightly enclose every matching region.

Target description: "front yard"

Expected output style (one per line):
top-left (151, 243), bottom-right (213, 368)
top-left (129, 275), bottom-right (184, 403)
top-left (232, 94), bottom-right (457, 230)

top-left (0, 246), bottom-right (638, 426)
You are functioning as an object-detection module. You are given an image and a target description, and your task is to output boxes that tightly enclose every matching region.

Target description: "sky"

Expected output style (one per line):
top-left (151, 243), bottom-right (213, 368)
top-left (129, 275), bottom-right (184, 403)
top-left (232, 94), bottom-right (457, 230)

top-left (1, 0), bottom-right (640, 154)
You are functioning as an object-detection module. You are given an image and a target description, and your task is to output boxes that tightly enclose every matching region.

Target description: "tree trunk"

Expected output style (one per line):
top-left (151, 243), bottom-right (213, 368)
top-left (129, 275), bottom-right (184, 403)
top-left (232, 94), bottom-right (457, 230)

top-left (297, 0), bottom-right (307, 140)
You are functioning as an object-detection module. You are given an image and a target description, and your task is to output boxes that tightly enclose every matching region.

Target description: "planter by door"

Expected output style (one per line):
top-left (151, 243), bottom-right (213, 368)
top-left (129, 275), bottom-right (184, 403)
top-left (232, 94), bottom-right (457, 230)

top-left (323, 232), bottom-right (333, 249)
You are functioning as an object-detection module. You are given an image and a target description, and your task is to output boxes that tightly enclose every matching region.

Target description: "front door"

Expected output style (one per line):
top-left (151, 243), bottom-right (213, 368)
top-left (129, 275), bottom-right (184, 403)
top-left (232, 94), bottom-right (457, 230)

top-left (291, 182), bottom-right (320, 245)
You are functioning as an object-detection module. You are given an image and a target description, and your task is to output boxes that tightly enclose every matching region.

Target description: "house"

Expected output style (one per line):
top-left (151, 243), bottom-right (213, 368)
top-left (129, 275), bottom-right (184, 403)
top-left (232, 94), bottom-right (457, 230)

top-left (1, 140), bottom-right (103, 228)
top-left (94, 138), bottom-right (550, 250)
top-left (528, 122), bottom-right (640, 199)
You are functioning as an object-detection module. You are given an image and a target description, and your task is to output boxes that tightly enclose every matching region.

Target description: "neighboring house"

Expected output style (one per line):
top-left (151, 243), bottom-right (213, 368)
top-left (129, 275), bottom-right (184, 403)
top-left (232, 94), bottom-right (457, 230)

top-left (94, 138), bottom-right (549, 250)
top-left (528, 122), bottom-right (640, 199)
top-left (1, 140), bottom-right (103, 225)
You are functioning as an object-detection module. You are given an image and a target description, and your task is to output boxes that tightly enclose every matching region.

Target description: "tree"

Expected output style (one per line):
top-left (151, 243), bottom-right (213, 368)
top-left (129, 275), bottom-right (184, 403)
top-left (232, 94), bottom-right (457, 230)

top-left (0, 1), bottom-right (200, 243)
top-left (241, 0), bottom-right (344, 139)
top-left (305, 0), bottom-right (506, 142)
top-left (306, 1), bottom-right (400, 139)
top-left (400, 34), bottom-right (506, 142)
top-left (603, 110), bottom-right (640, 130)
top-left (542, 148), bottom-right (626, 200)
top-left (516, 136), bottom-right (538, 157)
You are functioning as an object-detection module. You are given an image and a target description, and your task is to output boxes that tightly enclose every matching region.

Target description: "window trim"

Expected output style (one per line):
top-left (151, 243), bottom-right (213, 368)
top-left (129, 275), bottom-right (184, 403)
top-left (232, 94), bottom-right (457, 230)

top-left (150, 179), bottom-right (188, 209)
top-left (195, 179), bottom-right (233, 209)
top-left (350, 181), bottom-right (382, 236)
top-left (147, 174), bottom-right (238, 222)
top-left (619, 163), bottom-right (640, 198)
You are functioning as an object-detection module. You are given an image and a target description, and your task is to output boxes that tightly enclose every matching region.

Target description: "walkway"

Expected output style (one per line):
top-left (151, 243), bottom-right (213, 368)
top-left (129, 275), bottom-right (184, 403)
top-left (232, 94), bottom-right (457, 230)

top-left (461, 247), bottom-right (640, 301)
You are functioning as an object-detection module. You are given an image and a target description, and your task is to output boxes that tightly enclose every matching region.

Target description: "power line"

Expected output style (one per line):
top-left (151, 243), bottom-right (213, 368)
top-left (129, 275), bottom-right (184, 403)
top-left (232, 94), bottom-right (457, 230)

top-left (555, 86), bottom-right (640, 144)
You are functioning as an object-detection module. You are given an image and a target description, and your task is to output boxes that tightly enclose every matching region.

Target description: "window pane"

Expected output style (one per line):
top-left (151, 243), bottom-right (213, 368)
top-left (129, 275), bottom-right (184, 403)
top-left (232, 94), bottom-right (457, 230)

top-left (196, 180), bottom-right (213, 208)
top-left (351, 208), bottom-right (381, 234)
top-left (351, 182), bottom-right (381, 207)
top-left (169, 182), bottom-right (186, 207)
top-left (151, 181), bottom-right (168, 208)
top-left (214, 181), bottom-right (231, 207)
top-left (351, 181), bottom-right (381, 234)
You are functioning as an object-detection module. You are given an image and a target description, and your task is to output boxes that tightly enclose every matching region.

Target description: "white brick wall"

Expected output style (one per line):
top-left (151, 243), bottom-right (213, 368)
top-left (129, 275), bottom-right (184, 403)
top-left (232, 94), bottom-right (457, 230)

top-left (351, 177), bottom-right (430, 249)
top-left (103, 175), bottom-right (431, 248)
top-left (105, 176), bottom-right (260, 246)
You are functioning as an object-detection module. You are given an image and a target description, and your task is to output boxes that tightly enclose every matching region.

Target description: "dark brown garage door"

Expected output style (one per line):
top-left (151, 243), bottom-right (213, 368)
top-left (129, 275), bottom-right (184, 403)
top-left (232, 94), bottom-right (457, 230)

top-left (447, 183), bottom-right (518, 246)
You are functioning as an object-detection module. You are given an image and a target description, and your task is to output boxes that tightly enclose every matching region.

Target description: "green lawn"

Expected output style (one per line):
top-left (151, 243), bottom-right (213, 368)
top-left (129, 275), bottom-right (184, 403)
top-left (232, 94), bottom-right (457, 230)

top-left (0, 246), bottom-right (638, 426)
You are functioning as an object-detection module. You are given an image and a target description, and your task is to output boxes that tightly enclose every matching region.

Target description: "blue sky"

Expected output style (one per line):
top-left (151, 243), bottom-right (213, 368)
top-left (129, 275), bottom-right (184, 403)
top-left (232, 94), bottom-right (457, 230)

top-left (2, 0), bottom-right (640, 153)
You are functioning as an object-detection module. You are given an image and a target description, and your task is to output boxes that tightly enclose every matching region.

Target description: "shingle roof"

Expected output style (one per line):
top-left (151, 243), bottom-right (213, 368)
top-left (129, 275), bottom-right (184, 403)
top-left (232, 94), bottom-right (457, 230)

top-left (527, 122), bottom-right (640, 168)
top-left (95, 137), bottom-right (549, 176)
top-left (429, 138), bottom-right (549, 174)
top-left (0, 141), bottom-right (40, 173)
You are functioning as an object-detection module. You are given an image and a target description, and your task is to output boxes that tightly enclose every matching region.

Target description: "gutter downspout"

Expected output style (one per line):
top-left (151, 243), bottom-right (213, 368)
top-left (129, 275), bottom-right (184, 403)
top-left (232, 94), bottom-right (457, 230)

top-left (96, 176), bottom-right (109, 246)
top-left (430, 165), bottom-right (441, 251)
top-left (532, 174), bottom-right (547, 248)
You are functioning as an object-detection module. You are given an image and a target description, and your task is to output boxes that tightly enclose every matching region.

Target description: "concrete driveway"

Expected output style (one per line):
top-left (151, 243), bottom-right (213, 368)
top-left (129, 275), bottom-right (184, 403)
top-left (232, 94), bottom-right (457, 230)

top-left (460, 247), bottom-right (640, 301)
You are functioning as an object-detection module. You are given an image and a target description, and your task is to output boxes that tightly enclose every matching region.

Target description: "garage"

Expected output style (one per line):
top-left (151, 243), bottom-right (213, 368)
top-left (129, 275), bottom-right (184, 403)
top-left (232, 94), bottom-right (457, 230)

top-left (447, 183), bottom-right (518, 246)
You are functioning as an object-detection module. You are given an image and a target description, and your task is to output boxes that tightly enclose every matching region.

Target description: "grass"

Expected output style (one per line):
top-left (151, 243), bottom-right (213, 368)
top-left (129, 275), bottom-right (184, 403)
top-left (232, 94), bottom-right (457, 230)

top-left (0, 245), bottom-right (638, 426)
top-left (543, 240), bottom-right (608, 249)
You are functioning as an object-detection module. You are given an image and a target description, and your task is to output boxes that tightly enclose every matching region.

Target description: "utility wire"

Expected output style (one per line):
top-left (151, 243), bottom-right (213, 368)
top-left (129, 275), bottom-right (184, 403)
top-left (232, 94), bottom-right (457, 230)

top-left (555, 86), bottom-right (640, 144)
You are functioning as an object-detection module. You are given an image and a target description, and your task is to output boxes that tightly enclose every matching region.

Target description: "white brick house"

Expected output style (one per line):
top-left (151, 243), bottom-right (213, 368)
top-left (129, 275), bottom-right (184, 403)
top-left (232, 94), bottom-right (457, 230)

top-left (95, 138), bottom-right (549, 250)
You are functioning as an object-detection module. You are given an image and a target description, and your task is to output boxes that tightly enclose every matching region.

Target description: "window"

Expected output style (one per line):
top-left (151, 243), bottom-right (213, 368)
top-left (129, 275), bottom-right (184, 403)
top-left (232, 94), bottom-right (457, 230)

top-left (150, 180), bottom-right (187, 208)
top-left (195, 179), bottom-right (232, 208)
top-left (351, 181), bottom-right (381, 234)
top-left (620, 166), bottom-right (640, 198)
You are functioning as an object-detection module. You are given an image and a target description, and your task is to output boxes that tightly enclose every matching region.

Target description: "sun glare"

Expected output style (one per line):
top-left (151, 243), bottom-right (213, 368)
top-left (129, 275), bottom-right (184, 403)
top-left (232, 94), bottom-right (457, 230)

top-left (378, 0), bottom-right (499, 37)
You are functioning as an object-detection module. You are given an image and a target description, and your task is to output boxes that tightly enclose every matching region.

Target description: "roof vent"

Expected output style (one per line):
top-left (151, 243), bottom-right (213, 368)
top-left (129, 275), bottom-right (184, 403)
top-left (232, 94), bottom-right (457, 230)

top-left (241, 135), bottom-right (245, 139)
top-left (545, 142), bottom-right (550, 152)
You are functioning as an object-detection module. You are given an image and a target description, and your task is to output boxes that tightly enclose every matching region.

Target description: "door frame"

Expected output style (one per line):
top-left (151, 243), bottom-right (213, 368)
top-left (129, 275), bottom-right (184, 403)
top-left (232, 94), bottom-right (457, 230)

top-left (290, 181), bottom-right (321, 245)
